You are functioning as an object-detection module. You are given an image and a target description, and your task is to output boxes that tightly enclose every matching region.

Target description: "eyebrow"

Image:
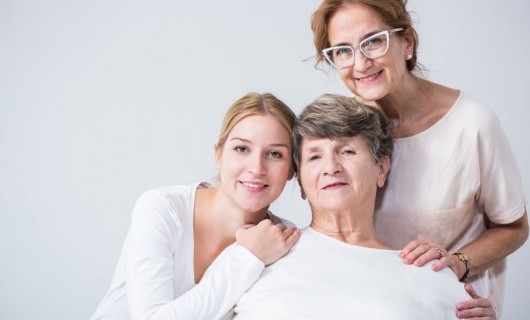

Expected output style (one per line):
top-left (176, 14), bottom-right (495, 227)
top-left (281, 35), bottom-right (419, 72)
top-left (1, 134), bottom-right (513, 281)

top-left (331, 30), bottom-right (383, 47)
top-left (230, 137), bottom-right (290, 149)
top-left (304, 145), bottom-right (321, 153)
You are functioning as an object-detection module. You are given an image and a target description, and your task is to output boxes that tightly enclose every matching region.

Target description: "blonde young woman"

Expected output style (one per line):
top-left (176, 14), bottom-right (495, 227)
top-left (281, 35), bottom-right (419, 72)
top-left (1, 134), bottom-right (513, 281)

top-left (90, 92), bottom-right (300, 320)
top-left (310, 0), bottom-right (528, 317)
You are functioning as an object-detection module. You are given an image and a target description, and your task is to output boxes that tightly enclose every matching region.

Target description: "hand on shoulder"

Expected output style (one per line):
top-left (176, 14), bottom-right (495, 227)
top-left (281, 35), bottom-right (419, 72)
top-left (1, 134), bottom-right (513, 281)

top-left (236, 219), bottom-right (300, 266)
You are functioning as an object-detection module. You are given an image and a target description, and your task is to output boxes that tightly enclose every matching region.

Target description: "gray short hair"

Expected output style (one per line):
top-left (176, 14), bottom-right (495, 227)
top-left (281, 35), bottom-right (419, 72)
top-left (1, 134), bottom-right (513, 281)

top-left (293, 94), bottom-right (393, 172)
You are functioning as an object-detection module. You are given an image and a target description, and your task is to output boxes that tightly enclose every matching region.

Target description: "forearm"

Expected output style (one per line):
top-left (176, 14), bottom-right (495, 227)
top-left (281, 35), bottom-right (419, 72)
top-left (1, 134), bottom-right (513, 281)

top-left (131, 245), bottom-right (264, 320)
top-left (456, 210), bottom-right (528, 278)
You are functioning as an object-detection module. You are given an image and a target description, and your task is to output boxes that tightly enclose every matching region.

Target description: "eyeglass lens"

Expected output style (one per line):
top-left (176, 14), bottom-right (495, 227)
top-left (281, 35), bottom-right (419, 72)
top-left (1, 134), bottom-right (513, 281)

top-left (327, 32), bottom-right (389, 68)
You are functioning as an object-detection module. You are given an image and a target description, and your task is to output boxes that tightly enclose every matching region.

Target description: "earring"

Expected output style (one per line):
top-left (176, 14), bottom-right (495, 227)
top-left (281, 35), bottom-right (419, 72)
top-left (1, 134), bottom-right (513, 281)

top-left (407, 54), bottom-right (412, 60)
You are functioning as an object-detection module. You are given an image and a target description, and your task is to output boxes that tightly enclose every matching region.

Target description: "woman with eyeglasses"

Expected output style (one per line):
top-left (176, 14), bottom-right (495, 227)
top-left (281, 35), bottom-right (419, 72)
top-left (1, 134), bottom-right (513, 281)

top-left (310, 0), bottom-right (528, 318)
top-left (90, 92), bottom-right (300, 320)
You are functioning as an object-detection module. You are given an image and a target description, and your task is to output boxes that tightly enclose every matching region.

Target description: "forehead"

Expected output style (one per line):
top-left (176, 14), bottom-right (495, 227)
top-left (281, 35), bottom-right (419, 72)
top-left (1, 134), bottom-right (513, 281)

top-left (328, 4), bottom-right (388, 45)
top-left (228, 114), bottom-right (291, 143)
top-left (301, 135), bottom-right (367, 151)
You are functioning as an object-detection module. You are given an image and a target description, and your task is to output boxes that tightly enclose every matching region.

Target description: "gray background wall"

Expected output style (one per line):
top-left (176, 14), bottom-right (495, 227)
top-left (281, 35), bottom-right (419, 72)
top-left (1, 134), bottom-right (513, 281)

top-left (1, 0), bottom-right (528, 319)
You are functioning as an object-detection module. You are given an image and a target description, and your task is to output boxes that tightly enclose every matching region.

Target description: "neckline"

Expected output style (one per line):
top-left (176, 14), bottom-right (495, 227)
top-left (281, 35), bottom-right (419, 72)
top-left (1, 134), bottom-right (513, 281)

top-left (306, 226), bottom-right (397, 253)
top-left (393, 91), bottom-right (463, 142)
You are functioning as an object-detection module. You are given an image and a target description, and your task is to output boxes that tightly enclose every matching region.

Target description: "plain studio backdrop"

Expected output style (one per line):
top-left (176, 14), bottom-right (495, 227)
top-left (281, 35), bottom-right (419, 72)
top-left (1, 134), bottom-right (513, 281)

top-left (1, 0), bottom-right (529, 319)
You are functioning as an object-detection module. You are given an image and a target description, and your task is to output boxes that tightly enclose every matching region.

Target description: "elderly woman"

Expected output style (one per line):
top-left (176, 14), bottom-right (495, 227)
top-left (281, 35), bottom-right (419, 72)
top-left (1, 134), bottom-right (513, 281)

top-left (232, 94), bottom-right (487, 319)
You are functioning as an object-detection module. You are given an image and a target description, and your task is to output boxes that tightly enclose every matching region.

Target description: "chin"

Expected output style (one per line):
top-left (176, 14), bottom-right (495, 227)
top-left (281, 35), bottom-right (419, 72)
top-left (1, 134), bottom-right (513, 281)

top-left (356, 88), bottom-right (388, 102)
top-left (237, 200), bottom-right (269, 214)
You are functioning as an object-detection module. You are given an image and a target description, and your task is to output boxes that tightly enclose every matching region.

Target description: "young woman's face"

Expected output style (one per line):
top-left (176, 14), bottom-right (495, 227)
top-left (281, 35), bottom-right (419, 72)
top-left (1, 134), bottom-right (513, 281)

top-left (299, 135), bottom-right (388, 214)
top-left (327, 4), bottom-right (412, 101)
top-left (216, 114), bottom-right (292, 213)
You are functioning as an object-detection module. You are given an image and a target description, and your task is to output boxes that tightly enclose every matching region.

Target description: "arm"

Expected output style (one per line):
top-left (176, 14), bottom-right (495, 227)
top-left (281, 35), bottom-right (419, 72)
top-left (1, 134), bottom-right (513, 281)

top-left (127, 190), bottom-right (300, 320)
top-left (433, 210), bottom-right (528, 278)
top-left (126, 190), bottom-right (263, 320)
top-left (401, 210), bottom-right (528, 279)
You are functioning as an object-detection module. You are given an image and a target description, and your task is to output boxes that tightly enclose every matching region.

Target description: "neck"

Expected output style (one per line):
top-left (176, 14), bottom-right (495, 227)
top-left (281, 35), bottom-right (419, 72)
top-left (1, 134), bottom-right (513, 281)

top-left (377, 74), bottom-right (431, 120)
top-left (204, 187), bottom-right (270, 242)
top-left (375, 76), bottom-right (456, 138)
top-left (309, 208), bottom-right (385, 249)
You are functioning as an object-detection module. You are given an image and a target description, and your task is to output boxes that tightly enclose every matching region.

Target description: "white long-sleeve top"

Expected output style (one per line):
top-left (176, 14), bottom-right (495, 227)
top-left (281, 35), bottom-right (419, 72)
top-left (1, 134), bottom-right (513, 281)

top-left (90, 182), bottom-right (269, 320)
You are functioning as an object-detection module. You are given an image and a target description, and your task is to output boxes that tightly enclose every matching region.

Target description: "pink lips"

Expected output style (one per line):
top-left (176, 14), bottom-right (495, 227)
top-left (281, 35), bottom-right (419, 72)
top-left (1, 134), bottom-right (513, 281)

top-left (239, 181), bottom-right (268, 192)
top-left (355, 70), bottom-right (383, 84)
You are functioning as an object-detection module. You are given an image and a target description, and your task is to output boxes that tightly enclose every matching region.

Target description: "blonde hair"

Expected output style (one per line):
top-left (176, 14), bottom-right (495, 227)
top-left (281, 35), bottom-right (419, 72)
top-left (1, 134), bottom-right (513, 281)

top-left (216, 92), bottom-right (296, 150)
top-left (311, 0), bottom-right (419, 72)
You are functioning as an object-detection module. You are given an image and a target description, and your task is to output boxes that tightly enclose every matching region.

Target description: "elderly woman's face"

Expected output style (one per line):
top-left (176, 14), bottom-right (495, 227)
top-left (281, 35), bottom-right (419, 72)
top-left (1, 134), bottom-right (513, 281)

top-left (327, 3), bottom-right (412, 101)
top-left (299, 135), bottom-right (388, 212)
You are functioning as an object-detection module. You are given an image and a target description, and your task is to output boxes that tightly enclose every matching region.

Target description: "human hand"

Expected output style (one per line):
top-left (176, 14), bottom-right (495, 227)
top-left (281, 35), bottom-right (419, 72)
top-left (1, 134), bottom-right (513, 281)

top-left (456, 284), bottom-right (497, 319)
top-left (401, 239), bottom-right (469, 279)
top-left (400, 239), bottom-right (446, 267)
top-left (235, 219), bottom-right (300, 266)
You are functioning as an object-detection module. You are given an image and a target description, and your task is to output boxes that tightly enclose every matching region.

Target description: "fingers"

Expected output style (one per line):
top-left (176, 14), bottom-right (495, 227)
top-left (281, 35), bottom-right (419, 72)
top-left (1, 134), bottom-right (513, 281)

top-left (456, 289), bottom-right (496, 320)
top-left (400, 240), bottom-right (451, 268)
top-left (235, 223), bottom-right (257, 239)
top-left (236, 220), bottom-right (300, 266)
top-left (464, 283), bottom-right (478, 299)
top-left (431, 253), bottom-right (454, 272)
top-left (456, 301), bottom-right (496, 319)
top-left (284, 228), bottom-right (301, 247)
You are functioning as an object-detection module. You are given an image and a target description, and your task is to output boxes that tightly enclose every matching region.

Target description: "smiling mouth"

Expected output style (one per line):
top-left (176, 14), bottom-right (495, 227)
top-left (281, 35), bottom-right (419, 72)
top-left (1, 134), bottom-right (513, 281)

top-left (240, 181), bottom-right (268, 189)
top-left (355, 70), bottom-right (383, 82)
top-left (323, 182), bottom-right (347, 190)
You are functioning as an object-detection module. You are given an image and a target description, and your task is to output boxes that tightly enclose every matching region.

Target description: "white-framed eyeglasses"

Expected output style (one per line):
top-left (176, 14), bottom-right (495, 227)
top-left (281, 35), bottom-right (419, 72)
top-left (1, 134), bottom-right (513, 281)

top-left (322, 28), bottom-right (404, 69)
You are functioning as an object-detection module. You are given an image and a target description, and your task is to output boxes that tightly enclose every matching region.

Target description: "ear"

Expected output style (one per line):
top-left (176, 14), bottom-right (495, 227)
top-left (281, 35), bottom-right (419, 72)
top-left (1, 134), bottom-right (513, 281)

top-left (376, 155), bottom-right (390, 188)
top-left (297, 177), bottom-right (306, 200)
top-left (214, 144), bottom-right (222, 171)
top-left (403, 28), bottom-right (415, 60)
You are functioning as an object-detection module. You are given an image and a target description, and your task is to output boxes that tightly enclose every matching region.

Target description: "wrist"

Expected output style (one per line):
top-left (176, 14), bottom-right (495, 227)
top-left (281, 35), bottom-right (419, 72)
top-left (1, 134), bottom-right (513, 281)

top-left (452, 252), bottom-right (470, 282)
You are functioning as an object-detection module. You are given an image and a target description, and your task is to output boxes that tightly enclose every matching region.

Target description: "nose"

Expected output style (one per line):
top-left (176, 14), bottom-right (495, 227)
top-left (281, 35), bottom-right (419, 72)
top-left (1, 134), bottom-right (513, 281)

top-left (353, 50), bottom-right (373, 73)
top-left (323, 154), bottom-right (342, 176)
top-left (247, 153), bottom-right (267, 176)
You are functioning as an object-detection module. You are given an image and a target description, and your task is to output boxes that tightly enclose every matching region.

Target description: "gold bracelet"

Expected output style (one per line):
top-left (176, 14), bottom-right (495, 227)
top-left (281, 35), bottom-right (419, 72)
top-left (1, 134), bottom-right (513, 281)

top-left (452, 252), bottom-right (470, 282)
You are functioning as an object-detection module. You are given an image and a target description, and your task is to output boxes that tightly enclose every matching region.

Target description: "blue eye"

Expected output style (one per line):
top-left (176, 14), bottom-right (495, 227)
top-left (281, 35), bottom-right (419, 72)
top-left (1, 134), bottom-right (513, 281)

top-left (361, 35), bottom-right (385, 50)
top-left (334, 47), bottom-right (352, 58)
top-left (308, 155), bottom-right (320, 162)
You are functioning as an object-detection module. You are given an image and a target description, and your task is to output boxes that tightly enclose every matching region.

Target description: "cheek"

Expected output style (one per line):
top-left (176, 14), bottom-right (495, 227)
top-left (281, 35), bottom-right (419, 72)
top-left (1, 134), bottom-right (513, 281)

top-left (339, 68), bottom-right (354, 85)
top-left (300, 168), bottom-right (317, 191)
top-left (275, 161), bottom-right (292, 181)
top-left (219, 156), bottom-right (240, 180)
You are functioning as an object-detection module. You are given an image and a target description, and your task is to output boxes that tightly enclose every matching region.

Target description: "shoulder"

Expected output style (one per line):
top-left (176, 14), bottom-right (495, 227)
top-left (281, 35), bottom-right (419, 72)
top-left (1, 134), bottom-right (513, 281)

top-left (268, 212), bottom-right (297, 228)
top-left (137, 182), bottom-right (210, 209)
top-left (132, 182), bottom-right (206, 226)
top-left (448, 92), bottom-right (501, 131)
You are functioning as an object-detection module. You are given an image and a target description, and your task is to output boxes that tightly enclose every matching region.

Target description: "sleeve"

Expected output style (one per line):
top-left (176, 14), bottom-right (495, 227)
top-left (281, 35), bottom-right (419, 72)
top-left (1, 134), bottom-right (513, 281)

top-left (476, 109), bottom-right (527, 224)
top-left (126, 190), bottom-right (265, 320)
